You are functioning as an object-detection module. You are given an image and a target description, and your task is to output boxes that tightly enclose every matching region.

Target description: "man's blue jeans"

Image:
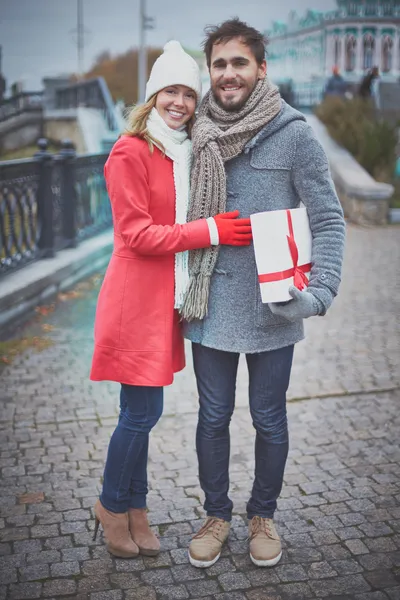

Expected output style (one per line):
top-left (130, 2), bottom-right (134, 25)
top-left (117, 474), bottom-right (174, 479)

top-left (192, 343), bottom-right (294, 522)
top-left (100, 384), bottom-right (163, 513)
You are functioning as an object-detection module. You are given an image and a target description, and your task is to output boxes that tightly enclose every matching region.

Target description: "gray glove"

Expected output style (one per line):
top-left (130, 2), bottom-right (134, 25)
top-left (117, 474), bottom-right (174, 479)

top-left (269, 286), bottom-right (320, 322)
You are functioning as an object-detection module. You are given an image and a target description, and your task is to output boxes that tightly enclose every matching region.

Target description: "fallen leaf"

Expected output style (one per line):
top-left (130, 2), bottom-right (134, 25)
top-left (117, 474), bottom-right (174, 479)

top-left (18, 492), bottom-right (45, 504)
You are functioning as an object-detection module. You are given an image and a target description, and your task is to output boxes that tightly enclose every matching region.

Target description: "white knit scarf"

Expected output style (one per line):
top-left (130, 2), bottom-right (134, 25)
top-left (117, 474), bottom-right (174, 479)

top-left (146, 108), bottom-right (192, 309)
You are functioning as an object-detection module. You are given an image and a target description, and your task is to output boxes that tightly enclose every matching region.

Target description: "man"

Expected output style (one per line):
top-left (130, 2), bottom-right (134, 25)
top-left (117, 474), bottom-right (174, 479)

top-left (323, 65), bottom-right (347, 98)
top-left (181, 18), bottom-right (345, 569)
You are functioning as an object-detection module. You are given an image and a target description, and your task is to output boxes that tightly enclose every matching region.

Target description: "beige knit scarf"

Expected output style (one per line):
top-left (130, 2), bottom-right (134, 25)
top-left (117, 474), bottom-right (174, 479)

top-left (181, 77), bottom-right (282, 321)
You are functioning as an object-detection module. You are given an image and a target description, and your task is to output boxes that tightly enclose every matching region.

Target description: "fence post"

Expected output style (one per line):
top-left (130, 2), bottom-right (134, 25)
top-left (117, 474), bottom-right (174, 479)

top-left (59, 139), bottom-right (77, 248)
top-left (34, 138), bottom-right (55, 258)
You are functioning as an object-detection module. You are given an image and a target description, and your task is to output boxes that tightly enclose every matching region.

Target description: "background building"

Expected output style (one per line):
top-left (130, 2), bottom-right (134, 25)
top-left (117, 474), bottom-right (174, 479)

top-left (266, 0), bottom-right (400, 105)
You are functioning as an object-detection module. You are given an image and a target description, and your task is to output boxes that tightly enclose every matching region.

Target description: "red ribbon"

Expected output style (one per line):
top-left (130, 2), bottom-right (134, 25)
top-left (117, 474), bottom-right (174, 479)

top-left (258, 210), bottom-right (311, 290)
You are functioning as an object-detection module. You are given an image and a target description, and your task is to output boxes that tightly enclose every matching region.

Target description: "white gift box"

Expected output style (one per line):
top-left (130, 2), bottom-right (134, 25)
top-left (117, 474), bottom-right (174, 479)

top-left (250, 207), bottom-right (312, 304)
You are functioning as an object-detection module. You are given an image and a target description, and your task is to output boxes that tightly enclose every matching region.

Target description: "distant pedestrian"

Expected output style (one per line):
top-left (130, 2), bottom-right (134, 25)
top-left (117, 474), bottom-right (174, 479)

top-left (358, 66), bottom-right (379, 100)
top-left (90, 41), bottom-right (251, 559)
top-left (323, 65), bottom-right (347, 99)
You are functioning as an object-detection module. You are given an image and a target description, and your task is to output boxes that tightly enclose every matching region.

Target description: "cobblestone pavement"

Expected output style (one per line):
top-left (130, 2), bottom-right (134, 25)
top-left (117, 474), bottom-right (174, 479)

top-left (0, 224), bottom-right (399, 600)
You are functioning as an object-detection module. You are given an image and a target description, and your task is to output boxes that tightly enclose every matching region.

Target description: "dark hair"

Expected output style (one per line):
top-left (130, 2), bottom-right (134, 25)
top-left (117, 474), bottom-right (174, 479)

top-left (202, 17), bottom-right (268, 68)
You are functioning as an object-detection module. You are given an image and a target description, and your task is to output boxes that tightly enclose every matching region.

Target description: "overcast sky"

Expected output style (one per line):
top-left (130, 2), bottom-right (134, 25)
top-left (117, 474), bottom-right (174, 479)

top-left (0, 0), bottom-right (337, 91)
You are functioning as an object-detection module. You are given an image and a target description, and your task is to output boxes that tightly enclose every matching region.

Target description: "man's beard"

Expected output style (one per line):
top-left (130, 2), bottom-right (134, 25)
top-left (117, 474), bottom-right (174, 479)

top-left (212, 80), bottom-right (257, 113)
top-left (214, 93), bottom-right (249, 112)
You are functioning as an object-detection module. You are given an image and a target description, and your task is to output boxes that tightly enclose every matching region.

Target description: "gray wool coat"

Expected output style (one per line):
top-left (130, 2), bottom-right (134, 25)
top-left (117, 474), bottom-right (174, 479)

top-left (184, 101), bottom-right (346, 353)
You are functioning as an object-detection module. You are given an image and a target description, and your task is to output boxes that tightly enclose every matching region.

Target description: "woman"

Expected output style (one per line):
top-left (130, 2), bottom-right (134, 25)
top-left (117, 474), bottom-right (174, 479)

top-left (90, 40), bottom-right (252, 559)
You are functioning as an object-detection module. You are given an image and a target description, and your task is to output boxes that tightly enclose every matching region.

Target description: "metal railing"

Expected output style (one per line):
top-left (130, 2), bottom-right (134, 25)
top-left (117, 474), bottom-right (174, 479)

top-left (0, 77), bottom-right (121, 134)
top-left (0, 139), bottom-right (110, 277)
top-left (56, 77), bottom-right (120, 131)
top-left (0, 92), bottom-right (44, 123)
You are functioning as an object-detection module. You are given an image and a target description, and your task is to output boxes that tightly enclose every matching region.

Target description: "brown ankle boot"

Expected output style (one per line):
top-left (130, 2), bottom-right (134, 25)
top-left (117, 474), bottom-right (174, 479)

top-left (93, 499), bottom-right (139, 558)
top-left (128, 508), bottom-right (160, 556)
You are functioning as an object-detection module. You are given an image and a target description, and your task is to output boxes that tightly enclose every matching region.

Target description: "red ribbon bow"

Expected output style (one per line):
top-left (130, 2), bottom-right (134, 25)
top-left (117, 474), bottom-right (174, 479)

top-left (258, 209), bottom-right (311, 289)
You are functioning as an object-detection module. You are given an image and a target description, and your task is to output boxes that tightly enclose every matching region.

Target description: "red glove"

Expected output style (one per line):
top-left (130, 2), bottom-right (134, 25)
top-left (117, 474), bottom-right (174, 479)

top-left (213, 210), bottom-right (252, 246)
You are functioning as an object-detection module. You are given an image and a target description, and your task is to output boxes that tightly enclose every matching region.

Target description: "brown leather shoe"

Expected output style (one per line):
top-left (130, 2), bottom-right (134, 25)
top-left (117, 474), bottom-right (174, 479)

top-left (93, 499), bottom-right (139, 558)
top-left (128, 508), bottom-right (160, 556)
top-left (248, 516), bottom-right (282, 567)
top-left (189, 517), bottom-right (230, 568)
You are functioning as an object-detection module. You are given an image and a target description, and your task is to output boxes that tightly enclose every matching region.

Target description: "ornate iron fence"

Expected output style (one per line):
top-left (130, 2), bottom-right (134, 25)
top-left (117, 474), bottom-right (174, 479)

top-left (0, 158), bottom-right (40, 273)
top-left (0, 139), bottom-right (111, 278)
top-left (74, 153), bottom-right (110, 241)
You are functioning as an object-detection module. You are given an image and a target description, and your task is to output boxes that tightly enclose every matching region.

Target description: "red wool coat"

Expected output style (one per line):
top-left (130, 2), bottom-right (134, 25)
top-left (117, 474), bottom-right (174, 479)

top-left (90, 135), bottom-right (210, 386)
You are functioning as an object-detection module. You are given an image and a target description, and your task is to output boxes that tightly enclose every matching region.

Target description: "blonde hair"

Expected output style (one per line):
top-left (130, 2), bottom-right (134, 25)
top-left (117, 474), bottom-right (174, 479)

top-left (124, 93), bottom-right (196, 152)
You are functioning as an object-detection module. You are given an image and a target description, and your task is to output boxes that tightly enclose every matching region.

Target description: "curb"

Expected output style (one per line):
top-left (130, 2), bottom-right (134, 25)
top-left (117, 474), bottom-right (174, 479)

top-left (0, 230), bottom-right (113, 337)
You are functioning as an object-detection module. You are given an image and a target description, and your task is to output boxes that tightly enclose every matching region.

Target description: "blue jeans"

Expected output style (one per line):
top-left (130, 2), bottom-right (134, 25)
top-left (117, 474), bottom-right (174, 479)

top-left (192, 343), bottom-right (294, 522)
top-left (100, 384), bottom-right (163, 513)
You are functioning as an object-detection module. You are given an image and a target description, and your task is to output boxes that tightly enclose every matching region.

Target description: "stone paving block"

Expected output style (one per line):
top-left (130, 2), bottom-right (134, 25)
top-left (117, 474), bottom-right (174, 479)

top-left (363, 569), bottom-right (399, 588)
top-left (43, 535), bottom-right (73, 550)
top-left (61, 546), bottom-right (90, 561)
top-left (355, 593), bottom-right (392, 600)
top-left (30, 524), bottom-right (59, 538)
top-left (331, 558), bottom-right (364, 574)
top-left (109, 573), bottom-right (141, 588)
top-left (140, 568), bottom-right (174, 585)
top-left (143, 551), bottom-right (172, 568)
top-left (0, 567), bottom-right (17, 584)
top-left (0, 526), bottom-right (29, 542)
top-left (218, 571), bottom-right (252, 591)
top-left (311, 531), bottom-right (339, 546)
top-left (50, 559), bottom-right (81, 577)
top-left (275, 582), bottom-right (315, 599)
top-left (170, 548), bottom-right (190, 564)
top-left (185, 579), bottom-right (221, 596)
top-left (307, 560), bottom-right (338, 578)
top-left (19, 563), bottom-right (50, 581)
top-left (171, 564), bottom-right (206, 581)
top-left (359, 552), bottom-right (394, 570)
top-left (114, 557), bottom-right (146, 572)
top-left (321, 544), bottom-right (353, 561)
top-left (154, 583), bottom-right (190, 599)
top-left (60, 520), bottom-right (88, 534)
top-left (206, 557), bottom-right (236, 576)
top-left (309, 574), bottom-right (371, 597)
top-left (245, 590), bottom-right (283, 600)
top-left (244, 568), bottom-right (281, 591)
top-left (77, 574), bottom-right (112, 595)
top-left (124, 587), bottom-right (157, 600)
top-left (90, 591), bottom-right (123, 600)
top-left (335, 526), bottom-right (364, 540)
top-left (43, 578), bottom-right (77, 597)
top-left (275, 563), bottom-right (308, 582)
top-left (345, 539), bottom-right (370, 555)
top-left (26, 549), bottom-right (61, 564)
top-left (8, 582), bottom-right (43, 599)
top-left (82, 557), bottom-right (114, 577)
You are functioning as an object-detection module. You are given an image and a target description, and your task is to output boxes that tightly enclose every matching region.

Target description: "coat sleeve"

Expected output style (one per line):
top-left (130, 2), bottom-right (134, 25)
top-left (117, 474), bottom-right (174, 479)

top-left (291, 123), bottom-right (346, 315)
top-left (105, 138), bottom-right (211, 255)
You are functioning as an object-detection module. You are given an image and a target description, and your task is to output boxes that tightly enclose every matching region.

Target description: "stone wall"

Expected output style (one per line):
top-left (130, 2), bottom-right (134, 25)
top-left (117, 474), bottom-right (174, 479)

top-left (306, 114), bottom-right (394, 226)
top-left (0, 111), bottom-right (43, 152)
top-left (335, 186), bottom-right (389, 227)
top-left (44, 114), bottom-right (86, 154)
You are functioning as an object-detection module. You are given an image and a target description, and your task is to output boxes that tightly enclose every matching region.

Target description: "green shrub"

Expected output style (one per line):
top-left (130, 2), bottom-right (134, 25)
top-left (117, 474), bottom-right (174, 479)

top-left (315, 97), bottom-right (397, 183)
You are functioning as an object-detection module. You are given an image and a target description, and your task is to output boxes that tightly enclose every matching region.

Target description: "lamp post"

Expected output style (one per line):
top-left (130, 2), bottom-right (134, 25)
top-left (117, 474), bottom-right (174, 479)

top-left (138, 0), bottom-right (155, 103)
top-left (77, 0), bottom-right (84, 76)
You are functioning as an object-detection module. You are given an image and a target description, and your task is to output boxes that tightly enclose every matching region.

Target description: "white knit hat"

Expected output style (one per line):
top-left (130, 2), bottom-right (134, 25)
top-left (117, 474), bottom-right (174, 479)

top-left (145, 40), bottom-right (202, 103)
